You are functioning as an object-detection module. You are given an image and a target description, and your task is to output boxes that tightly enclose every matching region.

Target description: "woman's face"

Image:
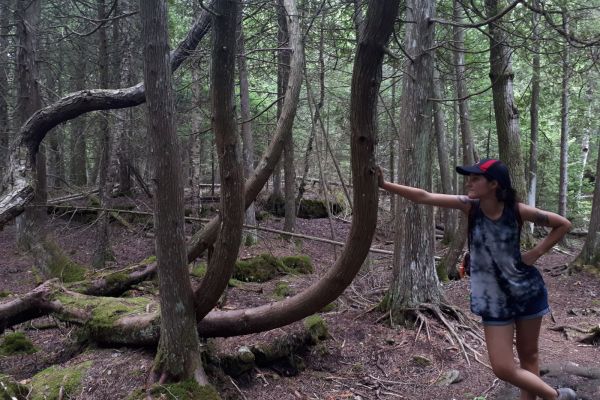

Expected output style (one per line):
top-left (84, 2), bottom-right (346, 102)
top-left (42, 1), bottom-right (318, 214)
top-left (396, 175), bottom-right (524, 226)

top-left (466, 174), bottom-right (497, 199)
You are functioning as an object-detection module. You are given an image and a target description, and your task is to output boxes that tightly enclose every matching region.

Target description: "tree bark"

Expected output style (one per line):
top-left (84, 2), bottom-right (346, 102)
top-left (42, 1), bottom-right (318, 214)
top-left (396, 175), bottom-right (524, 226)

top-left (92, 0), bottom-right (115, 269)
top-left (386, 0), bottom-right (440, 313)
top-left (139, 0), bottom-right (206, 383)
top-left (438, 0), bottom-right (477, 280)
top-left (432, 64), bottom-right (457, 246)
top-left (237, 4), bottom-right (257, 244)
top-left (485, 0), bottom-right (527, 199)
top-left (527, 0), bottom-right (540, 234)
top-left (558, 10), bottom-right (570, 218)
top-left (278, 0), bottom-right (296, 234)
top-left (573, 137), bottom-right (600, 267)
top-left (14, 0), bottom-right (46, 252)
top-left (0, 1), bottom-right (11, 180)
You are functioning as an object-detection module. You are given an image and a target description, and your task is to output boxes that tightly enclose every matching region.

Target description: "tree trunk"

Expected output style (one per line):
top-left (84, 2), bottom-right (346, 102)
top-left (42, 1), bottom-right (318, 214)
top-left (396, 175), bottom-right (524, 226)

top-left (486, 0), bottom-right (527, 199)
top-left (278, 0), bottom-right (296, 233)
top-left (575, 89), bottom-right (592, 205)
top-left (386, 0), bottom-right (439, 315)
top-left (192, 0), bottom-right (245, 322)
top-left (432, 64), bottom-right (457, 246)
top-left (139, 0), bottom-right (207, 384)
top-left (14, 0), bottom-right (45, 252)
top-left (527, 0), bottom-right (540, 233)
top-left (92, 0), bottom-right (115, 269)
top-left (438, 0), bottom-right (477, 280)
top-left (0, 2), bottom-right (11, 180)
top-left (237, 4), bottom-right (257, 244)
top-left (573, 137), bottom-right (600, 267)
top-left (69, 46), bottom-right (88, 187)
top-left (558, 10), bottom-right (570, 218)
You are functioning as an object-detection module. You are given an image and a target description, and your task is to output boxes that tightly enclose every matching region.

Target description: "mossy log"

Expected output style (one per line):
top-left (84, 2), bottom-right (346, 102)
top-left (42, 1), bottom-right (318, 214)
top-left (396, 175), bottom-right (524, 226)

top-left (214, 315), bottom-right (328, 377)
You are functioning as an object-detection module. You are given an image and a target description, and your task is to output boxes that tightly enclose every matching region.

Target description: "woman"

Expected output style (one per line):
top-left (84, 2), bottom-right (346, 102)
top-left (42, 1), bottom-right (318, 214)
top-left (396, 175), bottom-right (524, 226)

top-left (378, 158), bottom-right (577, 400)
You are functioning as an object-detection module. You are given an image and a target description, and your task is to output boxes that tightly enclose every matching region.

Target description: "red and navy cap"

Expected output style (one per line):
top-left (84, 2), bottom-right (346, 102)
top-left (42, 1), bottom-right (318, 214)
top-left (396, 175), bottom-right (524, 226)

top-left (456, 158), bottom-right (512, 189)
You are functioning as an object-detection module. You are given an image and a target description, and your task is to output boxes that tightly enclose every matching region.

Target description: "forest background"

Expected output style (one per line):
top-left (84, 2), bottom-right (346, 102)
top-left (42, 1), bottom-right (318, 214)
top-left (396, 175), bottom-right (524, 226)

top-left (0, 0), bottom-right (599, 399)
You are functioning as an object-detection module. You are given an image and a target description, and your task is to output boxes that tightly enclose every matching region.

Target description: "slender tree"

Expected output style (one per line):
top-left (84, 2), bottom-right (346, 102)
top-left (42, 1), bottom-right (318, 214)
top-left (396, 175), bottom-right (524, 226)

top-left (558, 9), bottom-right (570, 218)
top-left (0, 1), bottom-right (11, 179)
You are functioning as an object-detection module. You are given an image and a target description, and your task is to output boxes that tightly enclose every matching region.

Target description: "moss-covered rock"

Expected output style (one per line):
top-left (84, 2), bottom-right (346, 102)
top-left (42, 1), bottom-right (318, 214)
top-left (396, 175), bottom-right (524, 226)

top-left (281, 255), bottom-right (314, 274)
top-left (233, 254), bottom-right (284, 282)
top-left (127, 380), bottom-right (222, 400)
top-left (303, 315), bottom-right (329, 343)
top-left (265, 193), bottom-right (286, 217)
top-left (297, 199), bottom-right (343, 219)
top-left (0, 332), bottom-right (37, 356)
top-left (30, 361), bottom-right (92, 400)
top-left (0, 374), bottom-right (29, 399)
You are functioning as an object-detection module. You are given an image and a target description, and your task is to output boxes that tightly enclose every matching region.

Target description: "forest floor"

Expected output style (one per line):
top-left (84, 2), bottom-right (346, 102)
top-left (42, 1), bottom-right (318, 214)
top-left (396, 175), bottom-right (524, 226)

top-left (1, 195), bottom-right (599, 400)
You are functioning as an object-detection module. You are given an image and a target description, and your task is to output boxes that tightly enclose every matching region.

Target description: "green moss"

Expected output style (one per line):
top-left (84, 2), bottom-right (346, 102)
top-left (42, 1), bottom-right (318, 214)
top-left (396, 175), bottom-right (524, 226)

top-left (273, 282), bottom-right (291, 299)
top-left (320, 302), bottom-right (337, 313)
top-left (303, 315), bottom-right (329, 343)
top-left (281, 255), bottom-right (314, 274)
top-left (227, 278), bottom-right (245, 288)
top-left (104, 271), bottom-right (130, 285)
top-left (435, 261), bottom-right (449, 283)
top-left (128, 380), bottom-right (221, 400)
top-left (233, 254), bottom-right (284, 282)
top-left (191, 263), bottom-right (207, 278)
top-left (244, 233), bottom-right (257, 247)
top-left (141, 255), bottom-right (157, 264)
top-left (30, 361), bottom-right (92, 400)
top-left (0, 290), bottom-right (10, 298)
top-left (0, 374), bottom-right (29, 399)
top-left (56, 294), bottom-right (151, 334)
top-left (0, 332), bottom-right (37, 356)
top-left (46, 241), bottom-right (87, 283)
top-left (297, 199), bottom-right (343, 219)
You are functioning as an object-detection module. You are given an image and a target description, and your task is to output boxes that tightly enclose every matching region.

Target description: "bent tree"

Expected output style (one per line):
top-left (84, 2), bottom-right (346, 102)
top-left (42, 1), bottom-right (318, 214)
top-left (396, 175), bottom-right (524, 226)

top-left (0, 0), bottom-right (398, 393)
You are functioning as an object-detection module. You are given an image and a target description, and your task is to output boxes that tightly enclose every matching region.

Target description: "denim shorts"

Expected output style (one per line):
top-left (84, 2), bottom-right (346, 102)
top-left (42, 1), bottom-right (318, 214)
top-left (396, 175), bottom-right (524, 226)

top-left (482, 307), bottom-right (550, 326)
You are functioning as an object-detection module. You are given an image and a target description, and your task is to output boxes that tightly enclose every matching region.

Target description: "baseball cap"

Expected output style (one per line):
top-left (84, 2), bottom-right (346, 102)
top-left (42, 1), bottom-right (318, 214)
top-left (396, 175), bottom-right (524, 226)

top-left (456, 158), bottom-right (512, 189)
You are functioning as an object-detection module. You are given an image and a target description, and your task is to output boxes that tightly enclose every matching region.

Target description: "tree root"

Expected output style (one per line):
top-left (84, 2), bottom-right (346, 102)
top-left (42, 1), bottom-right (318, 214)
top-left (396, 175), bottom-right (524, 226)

top-left (385, 302), bottom-right (487, 368)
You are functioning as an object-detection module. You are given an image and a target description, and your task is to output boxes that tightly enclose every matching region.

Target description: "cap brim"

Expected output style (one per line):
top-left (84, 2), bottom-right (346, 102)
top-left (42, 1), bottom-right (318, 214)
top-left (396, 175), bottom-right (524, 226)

top-left (456, 165), bottom-right (484, 175)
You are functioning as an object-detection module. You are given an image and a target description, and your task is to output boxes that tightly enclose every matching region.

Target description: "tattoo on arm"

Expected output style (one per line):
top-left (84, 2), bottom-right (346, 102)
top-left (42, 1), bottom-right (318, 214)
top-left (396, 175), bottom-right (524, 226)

top-left (534, 211), bottom-right (550, 226)
top-left (458, 195), bottom-right (470, 204)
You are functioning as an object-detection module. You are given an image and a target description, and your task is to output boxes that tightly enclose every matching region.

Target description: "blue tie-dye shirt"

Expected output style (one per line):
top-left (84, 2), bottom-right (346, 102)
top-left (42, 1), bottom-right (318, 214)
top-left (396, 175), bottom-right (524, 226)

top-left (468, 201), bottom-right (548, 320)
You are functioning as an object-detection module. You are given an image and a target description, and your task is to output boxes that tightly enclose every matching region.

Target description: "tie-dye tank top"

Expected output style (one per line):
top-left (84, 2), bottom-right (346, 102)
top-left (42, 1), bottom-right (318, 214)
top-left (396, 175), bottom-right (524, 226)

top-left (468, 201), bottom-right (549, 320)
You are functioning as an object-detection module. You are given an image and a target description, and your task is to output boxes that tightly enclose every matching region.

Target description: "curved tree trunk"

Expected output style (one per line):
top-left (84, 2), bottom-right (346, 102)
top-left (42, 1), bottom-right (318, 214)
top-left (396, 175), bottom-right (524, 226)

top-left (0, 8), bottom-right (212, 228)
top-left (140, 0), bottom-right (206, 384)
top-left (192, 0), bottom-right (245, 322)
top-left (195, 0), bottom-right (399, 337)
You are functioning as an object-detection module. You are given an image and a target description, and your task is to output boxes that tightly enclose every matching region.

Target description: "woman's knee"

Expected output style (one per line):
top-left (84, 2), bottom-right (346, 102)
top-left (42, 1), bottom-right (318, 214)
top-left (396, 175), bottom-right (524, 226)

top-left (517, 344), bottom-right (540, 364)
top-left (491, 362), bottom-right (516, 381)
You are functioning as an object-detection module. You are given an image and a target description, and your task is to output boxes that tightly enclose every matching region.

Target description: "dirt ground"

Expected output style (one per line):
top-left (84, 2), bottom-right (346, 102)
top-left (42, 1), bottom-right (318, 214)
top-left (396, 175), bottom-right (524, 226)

top-left (1, 202), bottom-right (599, 400)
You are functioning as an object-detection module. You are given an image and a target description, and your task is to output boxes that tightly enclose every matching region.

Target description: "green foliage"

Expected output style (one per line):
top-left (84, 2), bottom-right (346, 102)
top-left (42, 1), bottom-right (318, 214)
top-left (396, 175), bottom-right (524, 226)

top-left (0, 290), bottom-right (10, 298)
top-left (30, 361), bottom-right (92, 400)
top-left (0, 332), bottom-right (37, 356)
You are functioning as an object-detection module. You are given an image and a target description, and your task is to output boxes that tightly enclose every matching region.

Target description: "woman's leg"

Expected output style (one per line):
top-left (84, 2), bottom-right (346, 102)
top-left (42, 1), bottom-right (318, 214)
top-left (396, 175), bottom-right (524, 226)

top-left (515, 317), bottom-right (543, 400)
top-left (484, 323), bottom-right (558, 400)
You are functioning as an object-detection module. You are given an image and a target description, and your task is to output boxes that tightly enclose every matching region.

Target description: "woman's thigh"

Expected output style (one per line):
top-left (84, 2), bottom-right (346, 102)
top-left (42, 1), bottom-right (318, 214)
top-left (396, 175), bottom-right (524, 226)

top-left (515, 317), bottom-right (543, 359)
top-left (484, 323), bottom-right (515, 370)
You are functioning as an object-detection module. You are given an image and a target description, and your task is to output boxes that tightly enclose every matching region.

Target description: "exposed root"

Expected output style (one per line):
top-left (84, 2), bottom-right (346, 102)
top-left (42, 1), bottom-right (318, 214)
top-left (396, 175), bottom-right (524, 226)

top-left (384, 302), bottom-right (487, 368)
